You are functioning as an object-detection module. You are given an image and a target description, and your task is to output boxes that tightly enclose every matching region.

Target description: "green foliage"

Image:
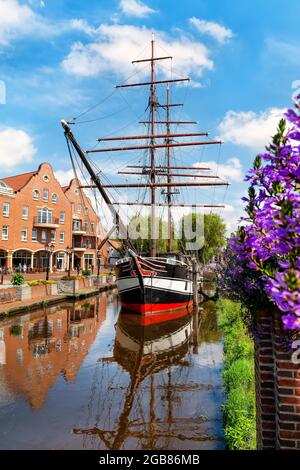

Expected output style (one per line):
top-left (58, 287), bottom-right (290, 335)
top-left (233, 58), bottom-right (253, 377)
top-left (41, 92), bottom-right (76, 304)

top-left (217, 298), bottom-right (256, 450)
top-left (27, 280), bottom-right (57, 286)
top-left (179, 213), bottom-right (226, 263)
top-left (11, 273), bottom-right (25, 286)
top-left (82, 269), bottom-right (92, 276)
top-left (9, 324), bottom-right (22, 336)
top-left (128, 215), bottom-right (178, 254)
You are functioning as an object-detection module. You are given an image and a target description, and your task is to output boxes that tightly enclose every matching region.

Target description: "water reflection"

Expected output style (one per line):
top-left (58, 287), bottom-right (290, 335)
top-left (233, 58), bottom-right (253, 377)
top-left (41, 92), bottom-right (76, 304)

top-left (0, 295), bottom-right (224, 450)
top-left (73, 305), bottom-right (224, 450)
top-left (0, 296), bottom-right (106, 408)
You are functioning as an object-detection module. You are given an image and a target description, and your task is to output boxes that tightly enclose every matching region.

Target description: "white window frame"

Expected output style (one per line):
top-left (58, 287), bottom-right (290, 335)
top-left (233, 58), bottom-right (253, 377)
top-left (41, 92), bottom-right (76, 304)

top-left (51, 230), bottom-right (56, 242)
top-left (22, 206), bottom-right (29, 220)
top-left (2, 225), bottom-right (8, 241)
top-left (32, 228), bottom-right (37, 242)
top-left (42, 189), bottom-right (49, 201)
top-left (51, 193), bottom-right (57, 203)
top-left (59, 211), bottom-right (65, 224)
top-left (91, 222), bottom-right (95, 233)
top-left (59, 231), bottom-right (65, 244)
top-left (77, 204), bottom-right (82, 214)
top-left (33, 190), bottom-right (39, 200)
top-left (21, 228), bottom-right (28, 242)
top-left (84, 207), bottom-right (88, 215)
top-left (41, 229), bottom-right (47, 242)
top-left (2, 202), bottom-right (9, 217)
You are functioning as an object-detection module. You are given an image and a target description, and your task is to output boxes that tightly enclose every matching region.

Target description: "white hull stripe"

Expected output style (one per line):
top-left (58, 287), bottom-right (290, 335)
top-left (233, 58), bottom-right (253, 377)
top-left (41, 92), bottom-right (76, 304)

top-left (117, 277), bottom-right (193, 295)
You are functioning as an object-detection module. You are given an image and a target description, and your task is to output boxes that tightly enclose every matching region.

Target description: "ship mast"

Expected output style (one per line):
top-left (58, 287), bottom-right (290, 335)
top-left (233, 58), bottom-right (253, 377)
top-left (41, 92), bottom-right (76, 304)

top-left (166, 84), bottom-right (172, 252)
top-left (150, 34), bottom-right (157, 257)
top-left (63, 38), bottom-right (229, 258)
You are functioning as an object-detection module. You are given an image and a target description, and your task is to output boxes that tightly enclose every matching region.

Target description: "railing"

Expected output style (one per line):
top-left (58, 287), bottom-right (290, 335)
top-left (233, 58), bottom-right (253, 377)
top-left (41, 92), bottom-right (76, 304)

top-left (33, 216), bottom-right (59, 225)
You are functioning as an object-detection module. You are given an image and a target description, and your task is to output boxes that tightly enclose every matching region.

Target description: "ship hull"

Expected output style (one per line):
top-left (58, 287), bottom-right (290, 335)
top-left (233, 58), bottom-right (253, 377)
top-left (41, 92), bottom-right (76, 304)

top-left (116, 255), bottom-right (193, 315)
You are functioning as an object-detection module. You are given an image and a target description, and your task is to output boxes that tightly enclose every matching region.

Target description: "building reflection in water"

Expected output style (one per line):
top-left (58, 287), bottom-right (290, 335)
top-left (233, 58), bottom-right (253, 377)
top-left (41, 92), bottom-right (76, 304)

top-left (0, 295), bottom-right (107, 409)
top-left (73, 304), bottom-right (224, 450)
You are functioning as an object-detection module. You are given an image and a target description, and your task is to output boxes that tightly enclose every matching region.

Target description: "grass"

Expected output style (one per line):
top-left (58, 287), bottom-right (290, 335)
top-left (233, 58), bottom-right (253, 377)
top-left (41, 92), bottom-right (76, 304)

top-left (217, 298), bottom-right (256, 450)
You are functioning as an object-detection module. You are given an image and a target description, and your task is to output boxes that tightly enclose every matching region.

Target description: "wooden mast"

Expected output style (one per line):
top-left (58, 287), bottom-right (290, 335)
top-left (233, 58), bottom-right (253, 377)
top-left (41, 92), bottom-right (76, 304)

top-left (62, 38), bottom-right (228, 258)
top-left (166, 84), bottom-right (172, 252)
top-left (150, 34), bottom-right (156, 257)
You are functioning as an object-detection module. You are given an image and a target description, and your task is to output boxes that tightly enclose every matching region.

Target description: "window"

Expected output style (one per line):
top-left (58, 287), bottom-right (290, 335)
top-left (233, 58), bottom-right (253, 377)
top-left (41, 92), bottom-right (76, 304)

top-left (32, 228), bottom-right (37, 241)
top-left (41, 230), bottom-right (47, 242)
top-left (77, 204), bottom-right (82, 214)
top-left (33, 190), bottom-right (39, 200)
top-left (2, 225), bottom-right (8, 240)
top-left (59, 211), bottom-right (65, 224)
top-left (84, 207), bottom-right (88, 215)
top-left (51, 193), bottom-right (57, 203)
top-left (83, 222), bottom-right (88, 232)
top-left (2, 202), bottom-right (9, 217)
top-left (91, 222), bottom-right (95, 233)
top-left (21, 228), bottom-right (28, 241)
top-left (60, 231), bottom-right (65, 244)
top-left (22, 206), bottom-right (29, 220)
top-left (37, 207), bottom-right (52, 224)
top-left (73, 220), bottom-right (81, 231)
top-left (51, 230), bottom-right (56, 242)
top-left (43, 175), bottom-right (49, 182)
top-left (42, 189), bottom-right (48, 201)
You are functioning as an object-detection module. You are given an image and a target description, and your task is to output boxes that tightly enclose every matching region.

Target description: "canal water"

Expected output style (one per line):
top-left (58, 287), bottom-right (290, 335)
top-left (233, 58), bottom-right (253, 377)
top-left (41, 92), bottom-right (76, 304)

top-left (0, 292), bottom-right (224, 450)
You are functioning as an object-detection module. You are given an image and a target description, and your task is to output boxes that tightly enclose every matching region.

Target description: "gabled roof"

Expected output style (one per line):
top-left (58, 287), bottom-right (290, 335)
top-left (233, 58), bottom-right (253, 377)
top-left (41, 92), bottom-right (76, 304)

top-left (2, 171), bottom-right (37, 192)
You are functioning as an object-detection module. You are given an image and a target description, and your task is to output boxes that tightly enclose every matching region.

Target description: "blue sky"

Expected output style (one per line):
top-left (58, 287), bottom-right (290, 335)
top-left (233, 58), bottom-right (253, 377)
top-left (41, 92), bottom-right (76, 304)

top-left (1, 0), bottom-right (300, 232)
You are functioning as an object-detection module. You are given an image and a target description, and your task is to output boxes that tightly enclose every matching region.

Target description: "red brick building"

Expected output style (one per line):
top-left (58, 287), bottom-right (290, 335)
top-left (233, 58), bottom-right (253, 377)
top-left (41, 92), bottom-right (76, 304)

top-left (0, 163), bottom-right (108, 273)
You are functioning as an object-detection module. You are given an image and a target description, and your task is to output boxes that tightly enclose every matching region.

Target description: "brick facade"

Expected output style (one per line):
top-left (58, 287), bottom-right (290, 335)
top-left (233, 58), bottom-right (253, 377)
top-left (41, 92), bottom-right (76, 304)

top-left (0, 163), bottom-right (107, 274)
top-left (255, 309), bottom-right (300, 449)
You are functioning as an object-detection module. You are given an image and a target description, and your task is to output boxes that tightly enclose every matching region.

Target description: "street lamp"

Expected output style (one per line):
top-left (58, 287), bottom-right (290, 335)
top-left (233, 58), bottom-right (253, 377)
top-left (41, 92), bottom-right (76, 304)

top-left (45, 242), bottom-right (55, 281)
top-left (66, 246), bottom-right (73, 277)
top-left (97, 248), bottom-right (101, 276)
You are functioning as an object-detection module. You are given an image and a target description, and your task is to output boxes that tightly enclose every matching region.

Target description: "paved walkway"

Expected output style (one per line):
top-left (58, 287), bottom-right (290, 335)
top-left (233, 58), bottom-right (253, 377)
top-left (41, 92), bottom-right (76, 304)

top-left (0, 283), bottom-right (115, 316)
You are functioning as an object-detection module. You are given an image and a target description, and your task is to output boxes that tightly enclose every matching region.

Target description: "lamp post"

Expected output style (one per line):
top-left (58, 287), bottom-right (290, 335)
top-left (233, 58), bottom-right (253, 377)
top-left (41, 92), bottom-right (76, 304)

top-left (45, 242), bottom-right (55, 281)
top-left (97, 248), bottom-right (101, 276)
top-left (66, 246), bottom-right (73, 277)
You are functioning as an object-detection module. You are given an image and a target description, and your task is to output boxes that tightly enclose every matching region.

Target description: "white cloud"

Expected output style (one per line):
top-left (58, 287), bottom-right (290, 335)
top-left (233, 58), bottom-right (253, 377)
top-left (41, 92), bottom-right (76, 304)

top-left (0, 0), bottom-right (36, 46)
top-left (189, 17), bottom-right (233, 44)
top-left (218, 107), bottom-right (285, 151)
top-left (120, 0), bottom-right (156, 17)
top-left (54, 168), bottom-right (76, 186)
top-left (193, 157), bottom-right (243, 182)
top-left (62, 24), bottom-right (213, 79)
top-left (0, 0), bottom-right (98, 47)
top-left (0, 128), bottom-right (36, 169)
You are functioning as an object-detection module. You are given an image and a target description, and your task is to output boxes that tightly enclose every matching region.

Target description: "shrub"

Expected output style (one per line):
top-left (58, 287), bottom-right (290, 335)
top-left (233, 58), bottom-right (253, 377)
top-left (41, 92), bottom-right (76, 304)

top-left (11, 273), bottom-right (25, 286)
top-left (27, 280), bottom-right (40, 286)
top-left (9, 324), bottom-right (22, 336)
top-left (82, 269), bottom-right (91, 276)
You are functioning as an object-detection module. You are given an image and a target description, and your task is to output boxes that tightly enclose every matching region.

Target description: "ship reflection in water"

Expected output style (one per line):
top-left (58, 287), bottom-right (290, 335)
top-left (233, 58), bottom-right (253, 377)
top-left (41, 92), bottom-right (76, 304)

top-left (0, 293), bottom-right (224, 450)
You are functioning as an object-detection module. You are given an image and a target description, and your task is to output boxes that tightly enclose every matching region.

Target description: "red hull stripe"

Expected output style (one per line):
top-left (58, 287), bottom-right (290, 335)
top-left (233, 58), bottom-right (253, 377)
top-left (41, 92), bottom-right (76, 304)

top-left (124, 308), bottom-right (193, 326)
top-left (121, 301), bottom-right (193, 315)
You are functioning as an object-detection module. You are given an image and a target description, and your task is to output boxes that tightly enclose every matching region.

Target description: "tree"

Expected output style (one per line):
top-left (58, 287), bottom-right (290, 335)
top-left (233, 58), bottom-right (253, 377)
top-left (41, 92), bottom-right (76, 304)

top-left (127, 215), bottom-right (178, 254)
top-left (178, 212), bottom-right (226, 263)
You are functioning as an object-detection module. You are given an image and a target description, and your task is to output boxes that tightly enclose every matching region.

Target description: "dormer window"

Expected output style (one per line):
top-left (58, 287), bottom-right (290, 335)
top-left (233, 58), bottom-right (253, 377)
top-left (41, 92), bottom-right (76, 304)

top-left (51, 193), bottom-right (57, 203)
top-left (33, 190), bottom-right (39, 200)
top-left (43, 189), bottom-right (49, 201)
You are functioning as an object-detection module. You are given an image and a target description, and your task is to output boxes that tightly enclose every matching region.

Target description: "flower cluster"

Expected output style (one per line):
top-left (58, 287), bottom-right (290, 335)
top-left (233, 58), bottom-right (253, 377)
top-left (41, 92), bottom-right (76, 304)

top-left (224, 96), bottom-right (300, 330)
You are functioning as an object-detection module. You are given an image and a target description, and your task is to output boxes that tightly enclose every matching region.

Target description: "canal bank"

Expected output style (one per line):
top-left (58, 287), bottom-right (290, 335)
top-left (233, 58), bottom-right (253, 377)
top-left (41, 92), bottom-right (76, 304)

top-left (0, 283), bottom-right (116, 318)
top-left (0, 292), bottom-right (224, 450)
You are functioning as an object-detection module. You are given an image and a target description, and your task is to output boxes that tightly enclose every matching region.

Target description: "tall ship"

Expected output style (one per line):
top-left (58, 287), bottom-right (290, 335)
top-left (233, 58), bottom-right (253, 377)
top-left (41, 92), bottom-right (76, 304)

top-left (61, 36), bottom-right (228, 315)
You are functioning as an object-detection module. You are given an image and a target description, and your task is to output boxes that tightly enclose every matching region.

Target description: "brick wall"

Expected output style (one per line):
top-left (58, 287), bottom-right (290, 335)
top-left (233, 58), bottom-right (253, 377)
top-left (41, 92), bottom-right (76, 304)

top-left (255, 309), bottom-right (300, 449)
